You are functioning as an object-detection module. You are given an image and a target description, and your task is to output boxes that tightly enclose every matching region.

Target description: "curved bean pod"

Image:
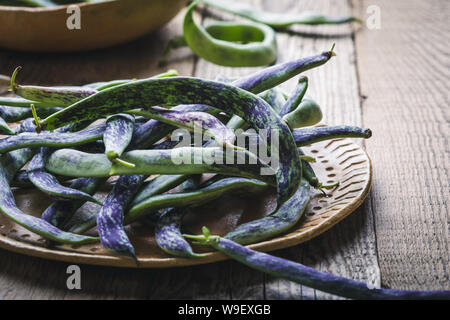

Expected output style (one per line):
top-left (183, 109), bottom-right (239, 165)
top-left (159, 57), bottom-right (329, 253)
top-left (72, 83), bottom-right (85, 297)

top-left (155, 208), bottom-right (205, 258)
top-left (183, 1), bottom-right (277, 67)
top-left (92, 69), bottom-right (179, 91)
top-left (0, 105), bottom-right (62, 122)
top-left (104, 114), bottom-right (135, 164)
top-left (129, 104), bottom-right (220, 150)
top-left (186, 228), bottom-right (450, 300)
top-left (0, 123), bottom-right (105, 154)
top-left (97, 174), bottom-right (143, 260)
top-left (41, 177), bottom-right (106, 227)
top-left (131, 175), bottom-right (190, 206)
top-left (27, 149), bottom-right (101, 204)
top-left (200, 0), bottom-right (362, 28)
top-left (279, 76), bottom-right (308, 116)
top-left (293, 126), bottom-right (373, 146)
top-left (129, 107), bottom-right (236, 148)
top-left (233, 47), bottom-right (335, 94)
top-left (224, 178), bottom-right (309, 245)
top-left (282, 97), bottom-right (323, 129)
top-left (40, 76), bottom-right (301, 207)
top-left (10, 67), bottom-right (98, 107)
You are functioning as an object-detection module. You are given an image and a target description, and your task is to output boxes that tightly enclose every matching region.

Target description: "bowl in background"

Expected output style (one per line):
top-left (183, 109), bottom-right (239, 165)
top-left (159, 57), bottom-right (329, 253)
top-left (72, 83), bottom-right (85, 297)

top-left (0, 0), bottom-right (187, 52)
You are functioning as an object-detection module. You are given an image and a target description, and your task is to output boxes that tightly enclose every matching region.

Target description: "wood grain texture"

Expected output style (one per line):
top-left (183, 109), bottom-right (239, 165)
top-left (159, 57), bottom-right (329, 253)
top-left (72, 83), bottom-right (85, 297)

top-left (254, 0), bottom-right (379, 300)
top-left (353, 0), bottom-right (449, 290)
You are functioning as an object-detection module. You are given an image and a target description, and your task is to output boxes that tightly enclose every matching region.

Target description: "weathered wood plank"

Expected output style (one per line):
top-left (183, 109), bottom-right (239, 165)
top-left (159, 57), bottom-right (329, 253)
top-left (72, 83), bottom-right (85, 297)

top-left (353, 0), bottom-right (449, 290)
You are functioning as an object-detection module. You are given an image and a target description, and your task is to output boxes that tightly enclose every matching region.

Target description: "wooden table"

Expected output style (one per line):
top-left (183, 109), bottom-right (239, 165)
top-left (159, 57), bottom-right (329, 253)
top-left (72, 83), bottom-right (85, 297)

top-left (0, 0), bottom-right (448, 299)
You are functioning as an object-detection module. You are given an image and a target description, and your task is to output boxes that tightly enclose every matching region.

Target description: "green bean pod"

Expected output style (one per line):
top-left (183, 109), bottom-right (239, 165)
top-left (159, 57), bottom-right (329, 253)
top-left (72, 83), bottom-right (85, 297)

top-left (282, 97), bottom-right (323, 129)
top-left (10, 67), bottom-right (98, 107)
top-left (200, 0), bottom-right (362, 28)
top-left (182, 1), bottom-right (277, 67)
top-left (44, 148), bottom-right (273, 180)
top-left (0, 97), bottom-right (54, 108)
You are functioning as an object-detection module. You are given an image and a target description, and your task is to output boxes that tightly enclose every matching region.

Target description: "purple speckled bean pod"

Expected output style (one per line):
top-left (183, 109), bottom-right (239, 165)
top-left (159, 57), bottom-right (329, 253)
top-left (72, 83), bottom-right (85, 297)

top-left (155, 208), bottom-right (205, 258)
top-left (293, 126), bottom-right (372, 146)
top-left (10, 67), bottom-right (98, 107)
top-left (41, 177), bottom-right (106, 227)
top-left (232, 48), bottom-right (335, 94)
top-left (96, 174), bottom-right (144, 260)
top-left (130, 107), bottom-right (236, 148)
top-left (279, 76), bottom-right (308, 116)
top-left (27, 148), bottom-right (102, 204)
top-left (0, 123), bottom-right (106, 154)
top-left (104, 114), bottom-right (135, 162)
top-left (186, 228), bottom-right (450, 300)
top-left (129, 104), bottom-right (219, 150)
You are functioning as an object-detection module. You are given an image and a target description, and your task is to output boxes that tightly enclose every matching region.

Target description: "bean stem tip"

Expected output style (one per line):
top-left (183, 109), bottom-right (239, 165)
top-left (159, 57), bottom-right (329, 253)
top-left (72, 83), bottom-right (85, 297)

top-left (9, 66), bottom-right (21, 92)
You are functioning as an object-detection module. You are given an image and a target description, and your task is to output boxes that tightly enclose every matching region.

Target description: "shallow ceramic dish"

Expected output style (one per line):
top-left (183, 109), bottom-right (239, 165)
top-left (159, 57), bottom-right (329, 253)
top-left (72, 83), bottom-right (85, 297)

top-left (0, 0), bottom-right (187, 52)
top-left (0, 136), bottom-right (372, 268)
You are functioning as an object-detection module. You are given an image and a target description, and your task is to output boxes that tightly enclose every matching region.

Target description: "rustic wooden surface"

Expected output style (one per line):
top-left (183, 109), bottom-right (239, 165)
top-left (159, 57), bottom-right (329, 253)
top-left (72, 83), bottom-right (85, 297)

top-left (0, 0), bottom-right (448, 299)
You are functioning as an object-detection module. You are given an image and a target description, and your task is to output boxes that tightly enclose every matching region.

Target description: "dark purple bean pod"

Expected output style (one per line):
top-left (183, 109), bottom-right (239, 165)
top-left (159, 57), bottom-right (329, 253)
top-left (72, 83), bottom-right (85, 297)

top-left (0, 123), bottom-right (105, 154)
top-left (279, 76), bottom-right (308, 116)
top-left (104, 113), bottom-right (135, 163)
top-left (224, 178), bottom-right (310, 245)
top-left (232, 47), bottom-right (335, 94)
top-left (155, 208), bottom-right (205, 258)
top-left (41, 177), bottom-right (106, 227)
top-left (293, 125), bottom-right (372, 146)
top-left (11, 169), bottom-right (73, 188)
top-left (10, 67), bottom-right (98, 107)
top-left (26, 148), bottom-right (102, 204)
top-left (186, 227), bottom-right (450, 300)
top-left (97, 174), bottom-right (144, 260)
top-left (130, 107), bottom-right (236, 148)
top-left (129, 104), bottom-right (220, 150)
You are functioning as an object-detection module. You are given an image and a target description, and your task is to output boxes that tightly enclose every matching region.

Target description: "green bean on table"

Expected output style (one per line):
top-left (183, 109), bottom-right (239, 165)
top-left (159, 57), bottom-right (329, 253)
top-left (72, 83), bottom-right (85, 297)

top-left (181, 1), bottom-right (278, 67)
top-left (200, 0), bottom-right (362, 28)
